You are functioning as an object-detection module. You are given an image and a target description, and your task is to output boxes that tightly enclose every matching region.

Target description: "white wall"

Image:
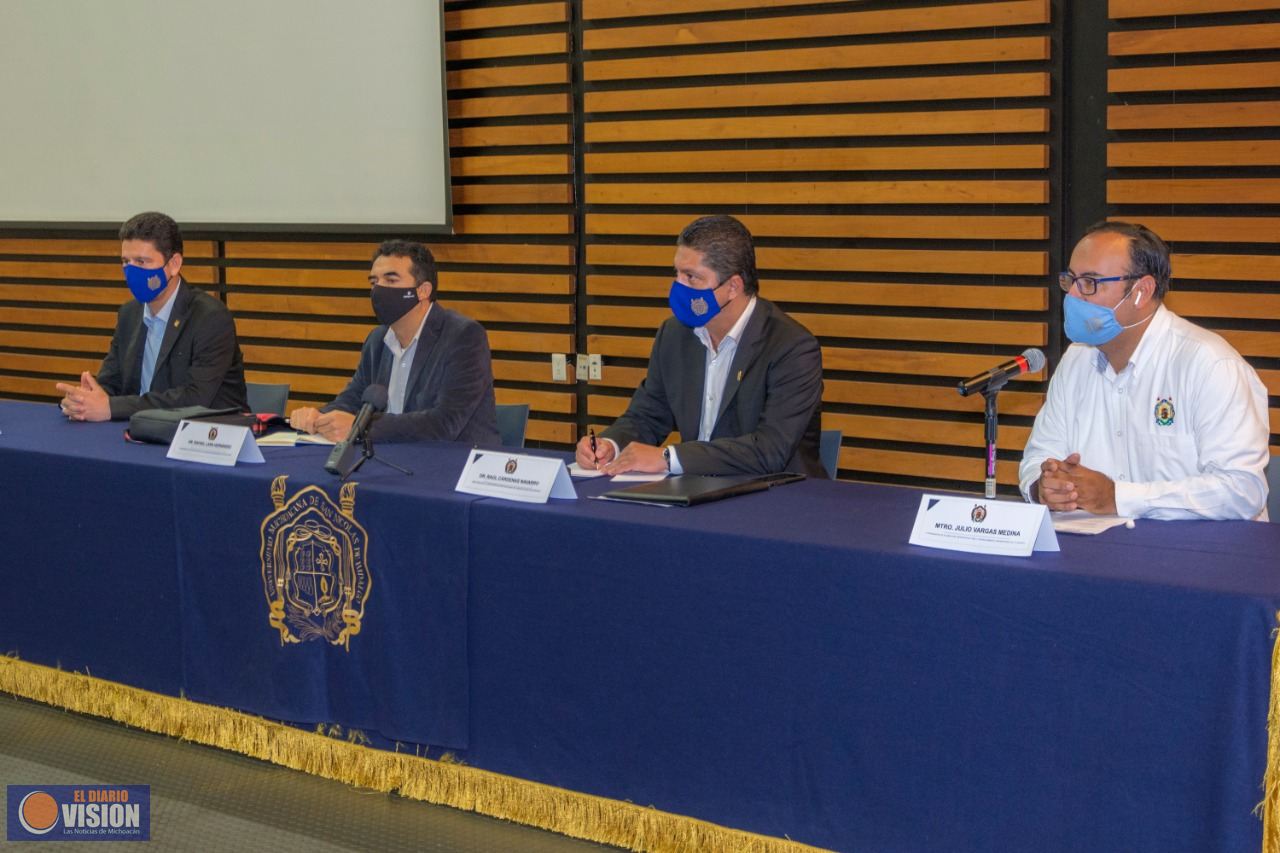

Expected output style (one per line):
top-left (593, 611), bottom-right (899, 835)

top-left (0, 0), bottom-right (450, 230)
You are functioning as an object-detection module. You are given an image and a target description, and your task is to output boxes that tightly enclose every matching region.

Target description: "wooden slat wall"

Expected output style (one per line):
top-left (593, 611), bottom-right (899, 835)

top-left (581, 0), bottom-right (1054, 488)
top-left (1107, 0), bottom-right (1280, 458)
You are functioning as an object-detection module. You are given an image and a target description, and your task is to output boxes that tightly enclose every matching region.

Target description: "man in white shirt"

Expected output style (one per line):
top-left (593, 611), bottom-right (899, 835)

top-left (1020, 221), bottom-right (1270, 520)
top-left (574, 215), bottom-right (825, 477)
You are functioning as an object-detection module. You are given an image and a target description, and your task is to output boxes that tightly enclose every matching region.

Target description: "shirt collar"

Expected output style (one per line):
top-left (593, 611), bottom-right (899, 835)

top-left (144, 278), bottom-right (181, 325)
top-left (694, 295), bottom-right (757, 352)
top-left (383, 301), bottom-right (432, 356)
top-left (1093, 302), bottom-right (1168, 377)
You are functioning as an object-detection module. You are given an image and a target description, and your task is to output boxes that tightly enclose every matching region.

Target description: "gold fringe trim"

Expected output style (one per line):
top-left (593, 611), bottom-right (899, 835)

top-left (0, 657), bottom-right (827, 853)
top-left (1265, 612), bottom-right (1280, 853)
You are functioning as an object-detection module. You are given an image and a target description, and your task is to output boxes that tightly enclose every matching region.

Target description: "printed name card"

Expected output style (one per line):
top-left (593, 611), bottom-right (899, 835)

top-left (908, 494), bottom-right (1058, 557)
top-left (167, 420), bottom-right (265, 466)
top-left (455, 450), bottom-right (577, 504)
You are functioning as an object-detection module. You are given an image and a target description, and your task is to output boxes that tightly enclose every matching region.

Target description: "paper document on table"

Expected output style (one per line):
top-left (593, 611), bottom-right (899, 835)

top-left (1051, 511), bottom-right (1134, 535)
top-left (567, 462), bottom-right (605, 478)
top-left (610, 472), bottom-right (668, 482)
top-left (256, 431), bottom-right (336, 447)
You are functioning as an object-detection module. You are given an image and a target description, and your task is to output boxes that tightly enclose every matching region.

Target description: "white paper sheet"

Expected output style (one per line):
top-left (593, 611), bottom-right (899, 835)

top-left (1051, 510), bottom-right (1135, 535)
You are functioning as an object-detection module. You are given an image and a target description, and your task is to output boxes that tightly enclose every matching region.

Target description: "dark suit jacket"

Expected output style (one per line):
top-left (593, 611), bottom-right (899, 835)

top-left (603, 297), bottom-right (825, 477)
top-left (323, 303), bottom-right (499, 445)
top-left (98, 280), bottom-right (248, 420)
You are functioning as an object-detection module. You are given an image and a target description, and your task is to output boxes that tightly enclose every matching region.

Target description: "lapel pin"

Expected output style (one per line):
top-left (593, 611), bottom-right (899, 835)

top-left (736, 370), bottom-right (743, 382)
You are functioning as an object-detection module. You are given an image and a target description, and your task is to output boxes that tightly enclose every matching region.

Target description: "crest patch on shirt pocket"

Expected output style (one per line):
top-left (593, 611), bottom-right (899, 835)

top-left (1153, 396), bottom-right (1175, 426)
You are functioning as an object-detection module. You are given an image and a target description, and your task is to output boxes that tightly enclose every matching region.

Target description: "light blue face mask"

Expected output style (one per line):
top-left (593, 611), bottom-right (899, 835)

top-left (124, 263), bottom-right (169, 304)
top-left (1063, 286), bottom-right (1145, 345)
top-left (668, 279), bottom-right (728, 328)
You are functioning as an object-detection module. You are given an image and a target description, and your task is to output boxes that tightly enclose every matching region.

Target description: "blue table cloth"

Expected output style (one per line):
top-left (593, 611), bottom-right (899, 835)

top-left (463, 475), bottom-right (1280, 851)
top-left (0, 401), bottom-right (474, 748)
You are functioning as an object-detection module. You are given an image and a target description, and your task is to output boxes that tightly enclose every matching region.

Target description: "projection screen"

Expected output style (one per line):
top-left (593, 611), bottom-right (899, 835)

top-left (0, 0), bottom-right (451, 231)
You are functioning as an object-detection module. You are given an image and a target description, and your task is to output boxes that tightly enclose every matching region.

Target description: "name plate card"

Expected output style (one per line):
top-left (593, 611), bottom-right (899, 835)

top-left (167, 420), bottom-right (265, 467)
top-left (908, 494), bottom-right (1059, 557)
top-left (455, 450), bottom-right (577, 504)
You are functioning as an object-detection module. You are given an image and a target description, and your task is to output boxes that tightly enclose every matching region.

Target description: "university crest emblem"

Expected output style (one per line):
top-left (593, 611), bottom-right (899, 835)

top-left (691, 296), bottom-right (709, 316)
top-left (971, 504), bottom-right (987, 524)
top-left (1154, 397), bottom-right (1175, 427)
top-left (260, 476), bottom-right (371, 649)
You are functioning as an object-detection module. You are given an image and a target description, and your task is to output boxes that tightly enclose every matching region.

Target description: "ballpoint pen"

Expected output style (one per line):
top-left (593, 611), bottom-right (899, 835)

top-left (589, 428), bottom-right (598, 469)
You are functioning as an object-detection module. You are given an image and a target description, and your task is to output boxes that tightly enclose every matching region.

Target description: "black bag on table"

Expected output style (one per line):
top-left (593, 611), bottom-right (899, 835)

top-left (125, 406), bottom-right (244, 444)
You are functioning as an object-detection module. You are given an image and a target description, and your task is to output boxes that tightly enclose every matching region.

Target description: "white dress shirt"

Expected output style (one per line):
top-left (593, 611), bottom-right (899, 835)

top-left (1019, 304), bottom-right (1270, 520)
top-left (382, 303), bottom-right (431, 415)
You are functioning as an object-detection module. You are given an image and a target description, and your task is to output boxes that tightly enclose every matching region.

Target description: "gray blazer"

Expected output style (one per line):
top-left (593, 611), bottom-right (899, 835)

top-left (98, 281), bottom-right (248, 420)
top-left (602, 297), bottom-right (825, 477)
top-left (323, 303), bottom-right (499, 445)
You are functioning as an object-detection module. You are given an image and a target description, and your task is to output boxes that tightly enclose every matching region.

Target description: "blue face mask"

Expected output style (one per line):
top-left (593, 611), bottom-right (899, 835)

top-left (668, 279), bottom-right (727, 328)
top-left (124, 264), bottom-right (169, 304)
top-left (1063, 287), bottom-right (1143, 345)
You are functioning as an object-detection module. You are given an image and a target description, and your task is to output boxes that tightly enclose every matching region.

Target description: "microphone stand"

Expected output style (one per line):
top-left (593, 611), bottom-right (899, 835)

top-left (982, 388), bottom-right (1000, 499)
top-left (338, 425), bottom-right (413, 482)
top-left (958, 350), bottom-right (1044, 499)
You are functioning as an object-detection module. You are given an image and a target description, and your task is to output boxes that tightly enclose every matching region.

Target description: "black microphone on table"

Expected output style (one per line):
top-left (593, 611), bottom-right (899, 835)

top-left (957, 348), bottom-right (1046, 397)
top-left (324, 384), bottom-right (388, 476)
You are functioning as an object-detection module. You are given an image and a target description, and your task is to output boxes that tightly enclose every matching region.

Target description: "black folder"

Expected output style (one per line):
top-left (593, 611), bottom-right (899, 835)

top-left (597, 472), bottom-right (805, 507)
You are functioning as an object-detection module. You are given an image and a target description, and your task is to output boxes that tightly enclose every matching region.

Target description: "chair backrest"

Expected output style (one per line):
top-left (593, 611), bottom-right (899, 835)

top-left (496, 403), bottom-right (530, 448)
top-left (1268, 459), bottom-right (1279, 523)
top-left (820, 429), bottom-right (842, 480)
top-left (245, 382), bottom-right (290, 415)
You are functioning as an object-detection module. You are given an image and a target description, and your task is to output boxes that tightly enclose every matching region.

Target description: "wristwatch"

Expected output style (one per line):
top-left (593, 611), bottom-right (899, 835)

top-left (662, 447), bottom-right (671, 472)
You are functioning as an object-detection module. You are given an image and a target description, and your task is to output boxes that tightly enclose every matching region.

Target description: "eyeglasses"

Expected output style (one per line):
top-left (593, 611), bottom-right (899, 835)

top-left (1057, 272), bottom-right (1140, 296)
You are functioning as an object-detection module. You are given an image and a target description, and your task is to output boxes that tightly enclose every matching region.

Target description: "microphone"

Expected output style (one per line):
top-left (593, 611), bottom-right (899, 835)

top-left (957, 348), bottom-right (1045, 397)
top-left (324, 384), bottom-right (389, 475)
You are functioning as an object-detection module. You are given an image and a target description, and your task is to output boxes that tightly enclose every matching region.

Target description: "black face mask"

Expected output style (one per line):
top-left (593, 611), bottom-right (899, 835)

top-left (371, 285), bottom-right (420, 326)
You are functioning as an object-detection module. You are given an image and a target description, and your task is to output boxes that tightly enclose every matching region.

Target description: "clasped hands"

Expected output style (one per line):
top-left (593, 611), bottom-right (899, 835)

top-left (1036, 452), bottom-right (1117, 515)
top-left (575, 435), bottom-right (667, 475)
top-left (289, 407), bottom-right (355, 442)
top-left (55, 372), bottom-right (110, 422)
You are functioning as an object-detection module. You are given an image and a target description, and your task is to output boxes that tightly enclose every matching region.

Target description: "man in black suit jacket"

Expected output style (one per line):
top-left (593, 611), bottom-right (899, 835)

top-left (290, 241), bottom-right (499, 446)
top-left (576, 215), bottom-right (825, 477)
top-left (56, 212), bottom-right (247, 421)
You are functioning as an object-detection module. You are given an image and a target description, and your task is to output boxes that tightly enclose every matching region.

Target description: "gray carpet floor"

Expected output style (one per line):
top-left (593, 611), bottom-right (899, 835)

top-left (0, 693), bottom-right (619, 852)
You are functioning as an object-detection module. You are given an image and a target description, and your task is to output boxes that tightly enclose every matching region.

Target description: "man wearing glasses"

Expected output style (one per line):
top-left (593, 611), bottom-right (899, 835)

top-left (1019, 221), bottom-right (1269, 520)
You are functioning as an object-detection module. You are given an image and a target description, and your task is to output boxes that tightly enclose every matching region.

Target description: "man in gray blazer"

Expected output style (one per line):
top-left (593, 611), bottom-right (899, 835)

top-left (291, 241), bottom-right (499, 445)
top-left (56, 211), bottom-right (248, 421)
top-left (576, 215), bottom-right (825, 477)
